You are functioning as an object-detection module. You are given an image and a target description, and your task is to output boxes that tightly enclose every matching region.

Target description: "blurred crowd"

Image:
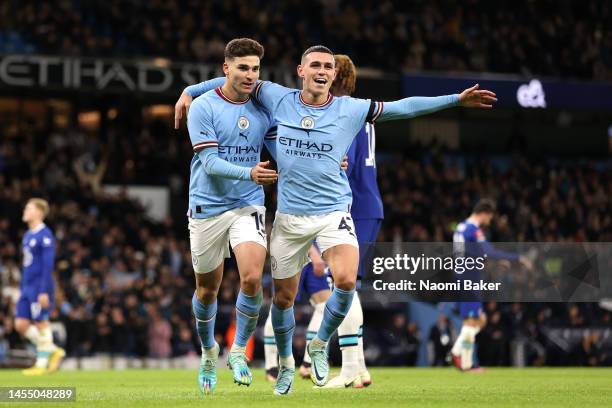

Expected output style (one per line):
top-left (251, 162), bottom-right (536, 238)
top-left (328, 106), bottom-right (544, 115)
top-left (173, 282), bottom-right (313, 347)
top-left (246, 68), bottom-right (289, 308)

top-left (1, 117), bottom-right (611, 366)
top-left (1, 0), bottom-right (611, 79)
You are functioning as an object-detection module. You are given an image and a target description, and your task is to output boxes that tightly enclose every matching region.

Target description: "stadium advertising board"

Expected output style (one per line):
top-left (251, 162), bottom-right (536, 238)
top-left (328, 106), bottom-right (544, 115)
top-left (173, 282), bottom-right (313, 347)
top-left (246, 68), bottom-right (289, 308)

top-left (402, 73), bottom-right (612, 110)
top-left (0, 54), bottom-right (298, 94)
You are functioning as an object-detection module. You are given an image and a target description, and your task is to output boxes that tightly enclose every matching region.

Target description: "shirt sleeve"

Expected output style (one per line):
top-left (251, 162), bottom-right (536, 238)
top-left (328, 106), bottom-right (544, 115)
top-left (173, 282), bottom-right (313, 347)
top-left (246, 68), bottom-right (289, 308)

top-left (39, 233), bottom-right (55, 294)
top-left (253, 81), bottom-right (296, 115)
top-left (263, 124), bottom-right (278, 161)
top-left (197, 148), bottom-right (252, 180)
top-left (187, 99), bottom-right (219, 152)
top-left (367, 95), bottom-right (460, 123)
top-left (184, 77), bottom-right (227, 98)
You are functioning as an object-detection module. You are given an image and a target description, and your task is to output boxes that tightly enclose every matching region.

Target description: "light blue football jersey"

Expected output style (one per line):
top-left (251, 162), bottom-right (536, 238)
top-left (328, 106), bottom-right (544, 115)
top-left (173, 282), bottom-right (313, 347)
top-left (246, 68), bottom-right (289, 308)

top-left (253, 82), bottom-right (372, 215)
top-left (187, 87), bottom-right (275, 218)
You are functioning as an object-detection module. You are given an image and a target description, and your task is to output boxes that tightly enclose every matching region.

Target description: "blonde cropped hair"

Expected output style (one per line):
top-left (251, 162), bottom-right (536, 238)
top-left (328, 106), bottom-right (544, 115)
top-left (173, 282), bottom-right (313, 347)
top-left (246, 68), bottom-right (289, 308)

top-left (28, 198), bottom-right (50, 219)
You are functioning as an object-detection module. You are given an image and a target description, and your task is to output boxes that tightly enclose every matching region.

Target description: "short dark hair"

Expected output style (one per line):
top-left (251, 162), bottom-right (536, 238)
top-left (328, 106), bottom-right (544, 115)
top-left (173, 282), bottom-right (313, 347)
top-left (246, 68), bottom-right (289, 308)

top-left (473, 198), bottom-right (497, 214)
top-left (225, 38), bottom-right (264, 60)
top-left (301, 45), bottom-right (333, 61)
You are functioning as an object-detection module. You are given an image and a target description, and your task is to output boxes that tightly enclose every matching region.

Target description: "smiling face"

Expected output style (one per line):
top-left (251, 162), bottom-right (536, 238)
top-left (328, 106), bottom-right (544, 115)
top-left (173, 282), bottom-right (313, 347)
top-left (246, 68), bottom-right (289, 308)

top-left (223, 55), bottom-right (260, 98)
top-left (298, 51), bottom-right (336, 98)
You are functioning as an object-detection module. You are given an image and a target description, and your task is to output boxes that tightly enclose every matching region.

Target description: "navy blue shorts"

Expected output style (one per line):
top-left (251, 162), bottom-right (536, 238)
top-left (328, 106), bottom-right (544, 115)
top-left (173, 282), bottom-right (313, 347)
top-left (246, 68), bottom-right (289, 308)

top-left (354, 218), bottom-right (382, 278)
top-left (459, 302), bottom-right (482, 319)
top-left (16, 291), bottom-right (52, 321)
top-left (296, 263), bottom-right (330, 302)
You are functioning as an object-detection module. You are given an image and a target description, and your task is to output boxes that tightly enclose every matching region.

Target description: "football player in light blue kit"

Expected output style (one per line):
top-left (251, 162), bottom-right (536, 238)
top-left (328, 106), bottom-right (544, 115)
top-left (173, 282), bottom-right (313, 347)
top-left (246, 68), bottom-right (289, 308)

top-left (185, 38), bottom-right (279, 395)
top-left (179, 44), bottom-right (497, 394)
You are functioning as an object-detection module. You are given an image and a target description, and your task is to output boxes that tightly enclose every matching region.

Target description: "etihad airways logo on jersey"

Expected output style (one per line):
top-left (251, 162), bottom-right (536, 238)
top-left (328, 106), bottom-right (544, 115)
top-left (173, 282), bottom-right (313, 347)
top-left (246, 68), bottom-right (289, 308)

top-left (218, 145), bottom-right (260, 155)
top-left (218, 144), bottom-right (259, 164)
top-left (278, 136), bottom-right (332, 160)
top-left (278, 137), bottom-right (332, 152)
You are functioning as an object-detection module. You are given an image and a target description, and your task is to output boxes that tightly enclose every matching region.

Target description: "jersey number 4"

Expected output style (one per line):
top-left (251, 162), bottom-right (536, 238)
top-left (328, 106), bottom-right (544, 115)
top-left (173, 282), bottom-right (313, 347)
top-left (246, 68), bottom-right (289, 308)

top-left (338, 216), bottom-right (356, 237)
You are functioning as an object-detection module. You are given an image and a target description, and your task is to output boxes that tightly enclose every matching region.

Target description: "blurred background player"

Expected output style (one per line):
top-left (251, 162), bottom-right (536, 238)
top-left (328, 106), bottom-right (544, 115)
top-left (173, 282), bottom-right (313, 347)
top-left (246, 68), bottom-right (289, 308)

top-left (14, 198), bottom-right (65, 375)
top-left (263, 244), bottom-right (330, 381)
top-left (451, 199), bottom-right (532, 371)
top-left (185, 38), bottom-right (277, 394)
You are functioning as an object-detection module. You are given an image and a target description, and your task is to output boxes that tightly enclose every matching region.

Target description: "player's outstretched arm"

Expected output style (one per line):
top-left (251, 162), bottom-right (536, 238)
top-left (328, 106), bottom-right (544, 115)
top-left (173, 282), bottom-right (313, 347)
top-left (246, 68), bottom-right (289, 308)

top-left (373, 84), bottom-right (496, 122)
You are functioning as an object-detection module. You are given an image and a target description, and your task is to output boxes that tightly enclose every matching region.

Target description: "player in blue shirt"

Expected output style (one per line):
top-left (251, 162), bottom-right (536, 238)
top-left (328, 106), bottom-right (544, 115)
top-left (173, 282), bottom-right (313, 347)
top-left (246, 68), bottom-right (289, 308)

top-left (451, 199), bottom-right (532, 371)
top-left (14, 198), bottom-right (65, 375)
top-left (185, 38), bottom-right (279, 395)
top-left (177, 44), bottom-right (496, 393)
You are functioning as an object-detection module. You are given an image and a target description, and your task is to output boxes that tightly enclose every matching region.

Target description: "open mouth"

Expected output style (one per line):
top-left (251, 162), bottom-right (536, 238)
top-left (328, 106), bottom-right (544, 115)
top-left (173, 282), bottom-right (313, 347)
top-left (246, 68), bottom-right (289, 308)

top-left (314, 78), bottom-right (327, 85)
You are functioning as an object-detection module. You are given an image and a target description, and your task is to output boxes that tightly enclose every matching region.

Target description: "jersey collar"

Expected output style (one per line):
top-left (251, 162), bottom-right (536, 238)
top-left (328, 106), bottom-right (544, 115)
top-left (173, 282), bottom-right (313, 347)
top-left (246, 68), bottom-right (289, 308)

top-left (214, 87), bottom-right (250, 105)
top-left (29, 223), bottom-right (46, 233)
top-left (299, 92), bottom-right (334, 108)
top-left (467, 216), bottom-right (480, 227)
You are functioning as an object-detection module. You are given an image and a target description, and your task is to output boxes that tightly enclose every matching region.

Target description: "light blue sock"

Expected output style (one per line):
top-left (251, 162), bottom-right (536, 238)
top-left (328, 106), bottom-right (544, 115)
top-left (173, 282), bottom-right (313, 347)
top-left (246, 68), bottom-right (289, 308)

top-left (271, 303), bottom-right (295, 358)
top-left (234, 290), bottom-right (262, 347)
top-left (316, 287), bottom-right (355, 342)
top-left (192, 292), bottom-right (217, 349)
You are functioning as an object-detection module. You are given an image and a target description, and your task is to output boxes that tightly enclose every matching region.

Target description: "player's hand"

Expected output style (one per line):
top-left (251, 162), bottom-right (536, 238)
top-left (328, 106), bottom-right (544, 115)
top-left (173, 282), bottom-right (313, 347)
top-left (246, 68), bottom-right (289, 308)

top-left (459, 84), bottom-right (497, 109)
top-left (250, 161), bottom-right (278, 185)
top-left (38, 293), bottom-right (49, 308)
top-left (174, 91), bottom-right (193, 129)
top-left (341, 155), bottom-right (349, 171)
top-left (519, 256), bottom-right (534, 271)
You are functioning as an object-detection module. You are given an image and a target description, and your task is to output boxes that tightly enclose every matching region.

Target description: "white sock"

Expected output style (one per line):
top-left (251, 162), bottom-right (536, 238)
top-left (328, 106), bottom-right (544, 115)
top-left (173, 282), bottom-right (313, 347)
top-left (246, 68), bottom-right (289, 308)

top-left (37, 325), bottom-right (57, 353)
top-left (202, 343), bottom-right (218, 359)
top-left (279, 355), bottom-right (295, 369)
top-left (338, 293), bottom-right (362, 377)
top-left (264, 311), bottom-right (278, 370)
top-left (24, 325), bottom-right (40, 346)
top-left (303, 301), bottom-right (325, 365)
top-left (452, 325), bottom-right (478, 370)
top-left (358, 335), bottom-right (366, 372)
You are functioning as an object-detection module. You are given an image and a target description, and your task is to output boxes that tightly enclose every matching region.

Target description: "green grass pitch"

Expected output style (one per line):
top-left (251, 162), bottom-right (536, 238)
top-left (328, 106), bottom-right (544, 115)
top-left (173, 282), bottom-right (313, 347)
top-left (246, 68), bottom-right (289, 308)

top-left (1, 368), bottom-right (611, 407)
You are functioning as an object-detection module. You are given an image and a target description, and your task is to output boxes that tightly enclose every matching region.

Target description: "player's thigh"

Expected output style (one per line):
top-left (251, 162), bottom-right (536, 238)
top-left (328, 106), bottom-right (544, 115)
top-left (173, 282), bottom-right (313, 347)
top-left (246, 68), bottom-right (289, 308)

top-left (188, 215), bottom-right (231, 274)
top-left (354, 218), bottom-right (382, 278)
top-left (229, 205), bottom-right (267, 278)
top-left (316, 212), bottom-right (359, 285)
top-left (15, 295), bottom-right (33, 324)
top-left (269, 213), bottom-right (315, 280)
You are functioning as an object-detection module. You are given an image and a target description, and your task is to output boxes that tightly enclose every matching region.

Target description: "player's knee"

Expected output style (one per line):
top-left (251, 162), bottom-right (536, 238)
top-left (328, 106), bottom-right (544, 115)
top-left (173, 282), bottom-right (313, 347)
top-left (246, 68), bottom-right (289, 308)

top-left (333, 274), bottom-right (356, 291)
top-left (273, 291), bottom-right (294, 309)
top-left (240, 272), bottom-right (262, 295)
top-left (14, 319), bottom-right (29, 334)
top-left (195, 286), bottom-right (218, 304)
